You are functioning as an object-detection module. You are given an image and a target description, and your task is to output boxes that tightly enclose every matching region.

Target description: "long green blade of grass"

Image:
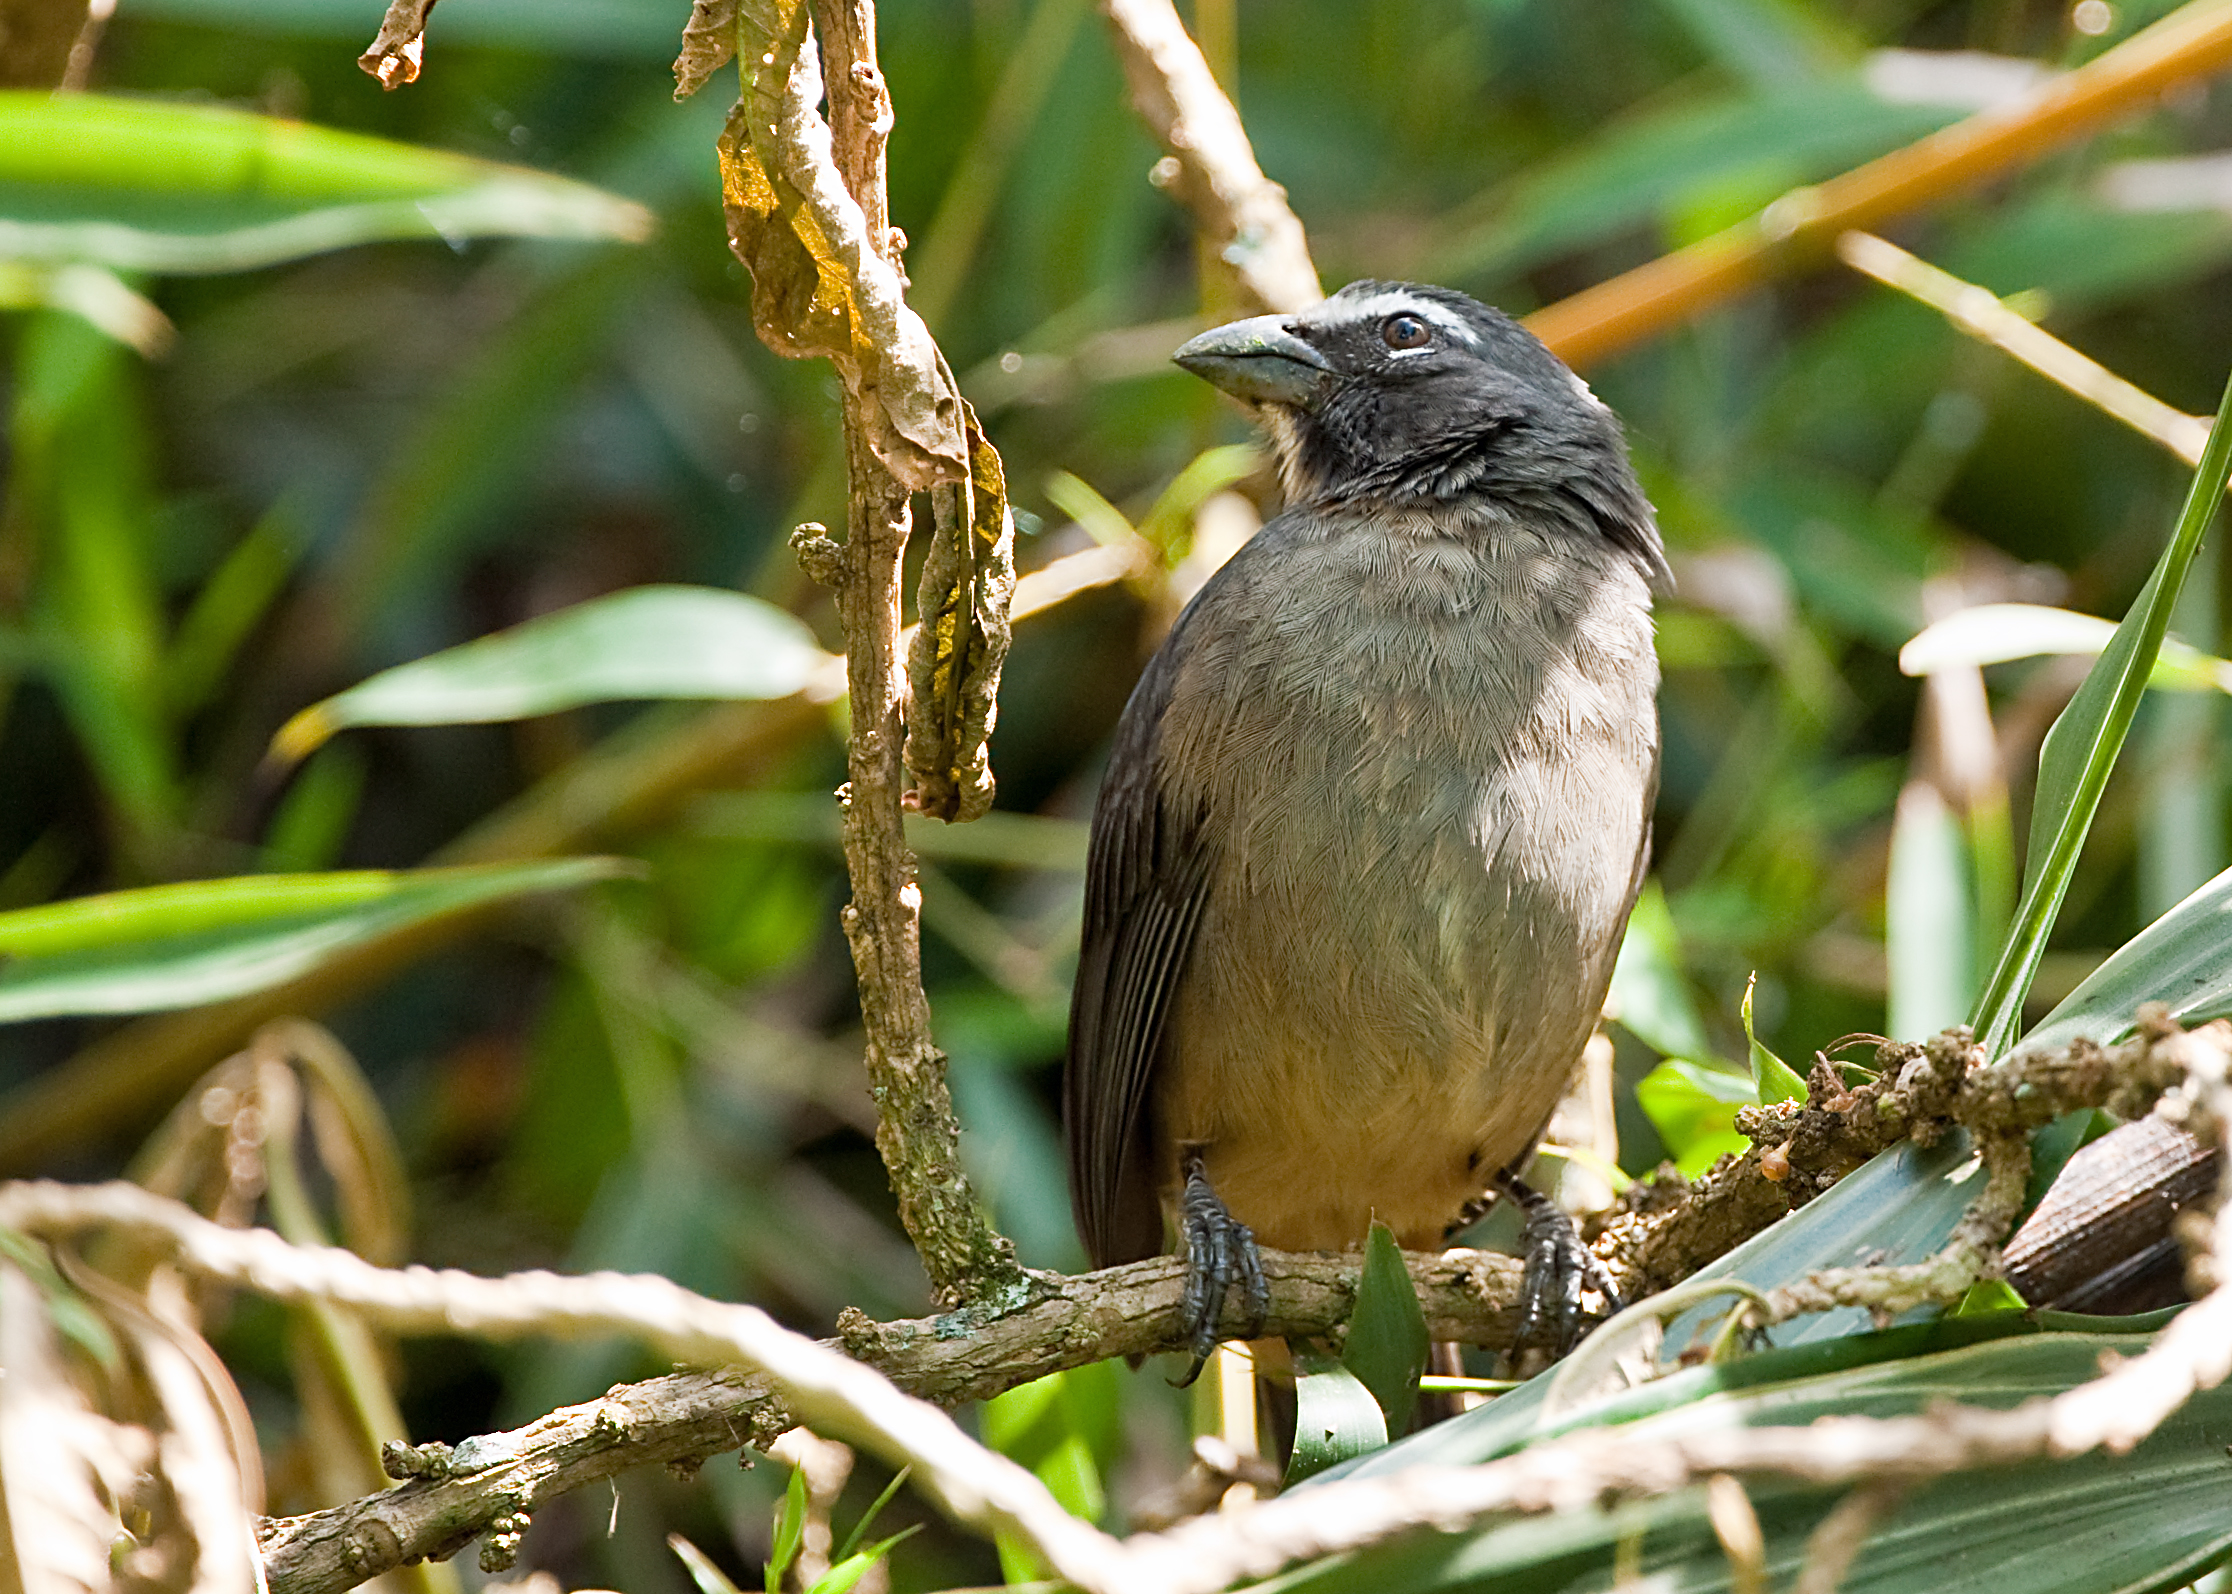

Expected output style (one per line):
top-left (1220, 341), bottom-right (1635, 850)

top-left (1969, 369), bottom-right (2232, 1058)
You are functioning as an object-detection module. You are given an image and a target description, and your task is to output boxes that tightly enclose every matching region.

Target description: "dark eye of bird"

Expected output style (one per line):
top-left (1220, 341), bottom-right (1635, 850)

top-left (1382, 313), bottom-right (1431, 350)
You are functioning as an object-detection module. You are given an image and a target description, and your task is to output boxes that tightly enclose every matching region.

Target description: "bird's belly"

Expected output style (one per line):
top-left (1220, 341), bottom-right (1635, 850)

top-left (1158, 758), bottom-right (1640, 1253)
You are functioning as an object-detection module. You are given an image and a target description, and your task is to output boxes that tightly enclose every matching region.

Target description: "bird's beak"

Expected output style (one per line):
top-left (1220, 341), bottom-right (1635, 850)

top-left (1172, 315), bottom-right (1334, 409)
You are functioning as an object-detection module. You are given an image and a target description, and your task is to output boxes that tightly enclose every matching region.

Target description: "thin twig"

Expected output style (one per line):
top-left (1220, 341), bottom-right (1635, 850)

top-left (1526, 2), bottom-right (2232, 368)
top-left (1838, 231), bottom-right (2215, 467)
top-left (1097, 0), bottom-right (1321, 314)
top-left (0, 1180), bottom-right (1526, 1594)
top-left (0, 1180), bottom-right (1121, 1593)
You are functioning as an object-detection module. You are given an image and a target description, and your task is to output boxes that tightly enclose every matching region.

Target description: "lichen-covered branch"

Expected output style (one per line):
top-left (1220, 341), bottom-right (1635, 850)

top-left (718, 0), bottom-right (1018, 1303)
top-left (1600, 1015), bottom-right (2224, 1322)
top-left (1098, 0), bottom-right (1321, 315)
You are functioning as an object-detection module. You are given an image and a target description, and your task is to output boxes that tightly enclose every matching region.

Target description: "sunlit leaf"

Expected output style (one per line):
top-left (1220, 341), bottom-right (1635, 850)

top-left (1634, 1058), bottom-right (1756, 1175)
top-left (1342, 1221), bottom-right (1429, 1437)
top-left (271, 586), bottom-right (832, 766)
top-left (1272, 1327), bottom-right (2232, 1594)
top-left (1886, 781), bottom-right (1975, 1041)
top-left (0, 92), bottom-right (651, 274)
top-left (1287, 1352), bottom-right (1388, 1485)
top-left (0, 261), bottom-right (169, 354)
top-left (1970, 370), bottom-right (2232, 1058)
top-left (1899, 602), bottom-right (2232, 691)
top-left (0, 858), bottom-right (626, 1020)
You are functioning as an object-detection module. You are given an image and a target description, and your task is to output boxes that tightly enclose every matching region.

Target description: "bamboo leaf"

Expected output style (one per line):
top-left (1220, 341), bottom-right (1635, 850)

top-left (0, 92), bottom-right (650, 274)
top-left (2019, 860), bottom-right (2232, 1054)
top-left (1899, 602), bottom-right (2232, 692)
top-left (1886, 781), bottom-right (1976, 1041)
top-left (1342, 1221), bottom-right (1429, 1436)
top-left (1287, 1351), bottom-right (1388, 1484)
top-left (1970, 371), bottom-right (2232, 1058)
top-left (1269, 1328), bottom-right (2232, 1594)
top-left (270, 586), bottom-right (831, 766)
top-left (0, 858), bottom-right (626, 1021)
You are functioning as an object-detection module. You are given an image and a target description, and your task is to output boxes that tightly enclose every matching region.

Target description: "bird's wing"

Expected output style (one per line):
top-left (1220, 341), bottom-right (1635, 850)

top-left (1063, 636), bottom-right (1214, 1270)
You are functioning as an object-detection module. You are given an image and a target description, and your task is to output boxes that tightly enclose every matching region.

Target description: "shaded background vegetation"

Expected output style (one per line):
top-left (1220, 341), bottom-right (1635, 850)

top-left (6, 0), bottom-right (2232, 1586)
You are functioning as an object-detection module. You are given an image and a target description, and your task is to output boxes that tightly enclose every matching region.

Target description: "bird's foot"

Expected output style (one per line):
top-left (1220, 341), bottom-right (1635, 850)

top-left (1174, 1148), bottom-right (1269, 1388)
top-left (1495, 1168), bottom-right (1620, 1361)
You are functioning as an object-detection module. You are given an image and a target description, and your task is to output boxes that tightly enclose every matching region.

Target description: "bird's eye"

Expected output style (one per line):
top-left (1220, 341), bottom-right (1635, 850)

top-left (1382, 314), bottom-right (1431, 350)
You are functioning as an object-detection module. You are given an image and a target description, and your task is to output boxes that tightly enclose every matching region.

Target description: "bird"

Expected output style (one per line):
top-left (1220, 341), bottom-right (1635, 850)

top-left (1061, 280), bottom-right (1666, 1377)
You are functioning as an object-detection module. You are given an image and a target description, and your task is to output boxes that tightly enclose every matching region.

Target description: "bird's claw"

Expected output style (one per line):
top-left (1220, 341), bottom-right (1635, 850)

top-left (1497, 1168), bottom-right (1619, 1358)
top-left (1173, 1150), bottom-right (1268, 1387)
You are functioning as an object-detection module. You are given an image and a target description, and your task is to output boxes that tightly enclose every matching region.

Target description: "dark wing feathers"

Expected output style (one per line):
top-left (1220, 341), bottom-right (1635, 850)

top-left (1064, 637), bottom-right (1213, 1269)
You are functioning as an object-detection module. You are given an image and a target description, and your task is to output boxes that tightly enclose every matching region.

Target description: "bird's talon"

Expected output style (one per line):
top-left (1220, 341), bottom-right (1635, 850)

top-left (1176, 1150), bottom-right (1263, 1373)
top-left (1496, 1168), bottom-right (1618, 1358)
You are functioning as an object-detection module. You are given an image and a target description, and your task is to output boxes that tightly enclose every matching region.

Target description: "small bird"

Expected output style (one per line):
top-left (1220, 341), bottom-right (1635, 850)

top-left (1062, 281), bottom-right (1665, 1373)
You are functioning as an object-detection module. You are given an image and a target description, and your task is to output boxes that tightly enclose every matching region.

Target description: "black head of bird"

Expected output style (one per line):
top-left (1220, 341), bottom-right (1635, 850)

top-left (1170, 281), bottom-right (1667, 581)
top-left (1067, 280), bottom-right (1662, 1381)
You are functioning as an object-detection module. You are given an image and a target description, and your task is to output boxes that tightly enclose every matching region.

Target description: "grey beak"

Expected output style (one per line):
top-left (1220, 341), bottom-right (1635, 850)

top-left (1173, 314), bottom-right (1334, 408)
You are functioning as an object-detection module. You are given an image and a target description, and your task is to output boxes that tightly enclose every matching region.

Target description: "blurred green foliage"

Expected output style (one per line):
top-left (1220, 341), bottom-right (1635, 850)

top-left (6, 0), bottom-right (2232, 1587)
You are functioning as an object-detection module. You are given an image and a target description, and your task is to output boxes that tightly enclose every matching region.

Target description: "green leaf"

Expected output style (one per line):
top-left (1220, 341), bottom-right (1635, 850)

top-left (806, 1529), bottom-right (920, 1594)
top-left (1134, 444), bottom-right (1264, 559)
top-left (1434, 82), bottom-right (1959, 286)
top-left (1633, 1057), bottom-right (1756, 1175)
top-left (1969, 368), bottom-right (2232, 1058)
top-left (767, 1459), bottom-right (810, 1593)
top-left (272, 586), bottom-right (833, 765)
top-left (0, 858), bottom-right (625, 1021)
top-left (1342, 1221), bottom-right (1430, 1436)
top-left (1267, 1328), bottom-right (2232, 1594)
top-left (833, 1464), bottom-right (911, 1564)
top-left (2020, 860), bottom-right (2232, 1055)
top-left (1951, 1278), bottom-right (2029, 1316)
top-left (0, 92), bottom-right (650, 274)
top-left (0, 261), bottom-right (168, 353)
top-left (1886, 781), bottom-right (1975, 1042)
top-left (1741, 972), bottom-right (1807, 1104)
top-left (123, 0), bottom-right (682, 56)
top-left (1287, 1352), bottom-right (1389, 1484)
top-left (1609, 881), bottom-right (1721, 1063)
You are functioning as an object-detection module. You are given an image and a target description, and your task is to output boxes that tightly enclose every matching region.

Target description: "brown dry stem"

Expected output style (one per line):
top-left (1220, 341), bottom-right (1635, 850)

top-left (1098, 0), bottom-right (1321, 314)
top-left (1527, 2), bottom-right (2232, 368)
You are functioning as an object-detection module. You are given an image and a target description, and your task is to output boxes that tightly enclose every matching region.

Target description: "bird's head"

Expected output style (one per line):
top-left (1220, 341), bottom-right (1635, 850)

top-left (1172, 280), bottom-right (1664, 577)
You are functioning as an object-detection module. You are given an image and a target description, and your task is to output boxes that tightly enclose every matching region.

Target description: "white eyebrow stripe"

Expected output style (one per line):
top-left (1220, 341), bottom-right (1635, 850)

top-left (1329, 290), bottom-right (1481, 346)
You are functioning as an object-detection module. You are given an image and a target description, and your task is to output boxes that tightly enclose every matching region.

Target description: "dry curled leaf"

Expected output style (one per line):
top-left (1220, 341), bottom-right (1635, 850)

top-left (716, 0), bottom-right (964, 489)
top-left (357, 0), bottom-right (437, 89)
top-left (673, 0), bottom-right (739, 100)
top-left (905, 402), bottom-right (1015, 823)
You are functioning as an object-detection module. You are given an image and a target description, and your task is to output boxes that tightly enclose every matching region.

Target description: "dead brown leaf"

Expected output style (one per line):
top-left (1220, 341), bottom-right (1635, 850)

top-left (905, 403), bottom-right (1014, 823)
